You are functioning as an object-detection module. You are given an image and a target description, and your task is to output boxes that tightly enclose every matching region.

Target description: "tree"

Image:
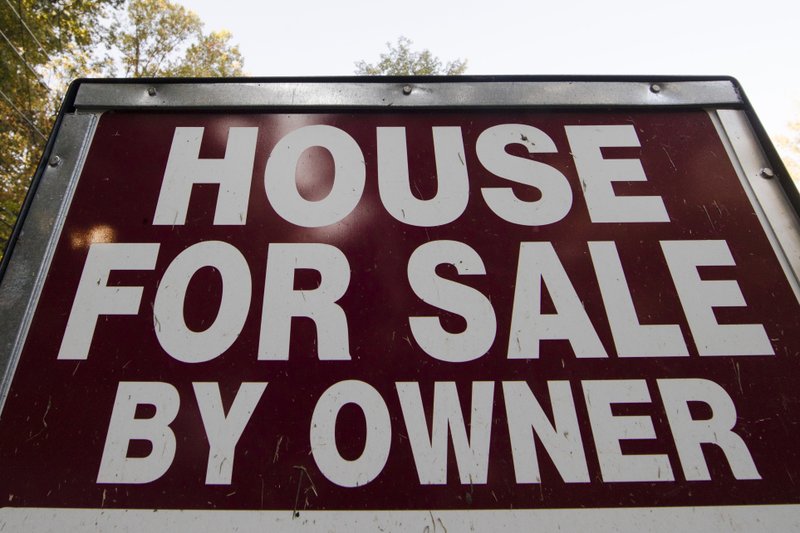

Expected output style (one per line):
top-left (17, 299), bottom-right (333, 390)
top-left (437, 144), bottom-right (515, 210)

top-left (0, 0), bottom-right (244, 259)
top-left (775, 119), bottom-right (800, 184)
top-left (355, 36), bottom-right (467, 76)
top-left (109, 0), bottom-right (243, 78)
top-left (0, 0), bottom-right (121, 254)
top-left (167, 30), bottom-right (244, 77)
top-left (112, 0), bottom-right (202, 77)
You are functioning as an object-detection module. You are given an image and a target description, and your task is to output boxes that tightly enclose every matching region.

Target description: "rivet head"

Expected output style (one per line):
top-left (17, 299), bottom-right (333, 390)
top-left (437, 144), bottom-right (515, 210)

top-left (402, 85), bottom-right (412, 95)
top-left (48, 155), bottom-right (62, 167)
top-left (147, 87), bottom-right (157, 96)
top-left (759, 167), bottom-right (775, 179)
top-left (650, 83), bottom-right (662, 94)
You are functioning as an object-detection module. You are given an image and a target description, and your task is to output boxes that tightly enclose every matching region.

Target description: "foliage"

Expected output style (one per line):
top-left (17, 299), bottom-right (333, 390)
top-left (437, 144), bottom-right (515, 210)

top-left (109, 0), bottom-right (243, 78)
top-left (167, 30), bottom-right (244, 77)
top-left (112, 0), bottom-right (202, 77)
top-left (355, 36), bottom-right (467, 76)
top-left (0, 0), bottom-right (244, 259)
top-left (0, 0), bottom-right (120, 253)
top-left (775, 120), bottom-right (800, 184)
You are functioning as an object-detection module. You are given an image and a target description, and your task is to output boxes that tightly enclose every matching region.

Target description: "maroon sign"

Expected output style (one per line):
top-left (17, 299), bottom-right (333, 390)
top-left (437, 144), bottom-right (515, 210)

top-left (1, 109), bottom-right (799, 511)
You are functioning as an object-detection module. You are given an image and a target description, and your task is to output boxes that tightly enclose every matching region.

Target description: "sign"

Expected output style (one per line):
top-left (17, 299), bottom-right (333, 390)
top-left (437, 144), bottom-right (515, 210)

top-left (1, 79), bottom-right (799, 530)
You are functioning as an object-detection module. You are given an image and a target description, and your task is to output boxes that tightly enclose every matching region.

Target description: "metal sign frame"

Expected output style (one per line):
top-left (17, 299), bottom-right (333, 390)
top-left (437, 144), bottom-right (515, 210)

top-left (1, 76), bottom-right (799, 531)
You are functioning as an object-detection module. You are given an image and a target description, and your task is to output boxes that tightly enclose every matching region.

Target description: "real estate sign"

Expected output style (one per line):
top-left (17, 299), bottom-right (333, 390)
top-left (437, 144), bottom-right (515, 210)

top-left (1, 78), bottom-right (799, 531)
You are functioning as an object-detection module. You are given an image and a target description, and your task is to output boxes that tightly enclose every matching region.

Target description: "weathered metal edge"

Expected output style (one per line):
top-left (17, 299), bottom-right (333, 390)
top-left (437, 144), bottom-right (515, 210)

top-left (711, 109), bottom-right (800, 301)
top-left (73, 80), bottom-right (742, 109)
top-left (0, 113), bottom-right (99, 415)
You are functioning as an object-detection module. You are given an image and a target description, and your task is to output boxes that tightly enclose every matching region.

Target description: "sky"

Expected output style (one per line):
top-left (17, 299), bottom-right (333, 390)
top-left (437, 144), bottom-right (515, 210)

top-left (176, 0), bottom-right (800, 139)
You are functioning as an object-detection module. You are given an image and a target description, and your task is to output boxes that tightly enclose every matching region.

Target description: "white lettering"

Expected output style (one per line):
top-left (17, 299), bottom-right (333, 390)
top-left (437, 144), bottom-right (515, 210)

top-left (503, 381), bottom-right (590, 483)
top-left (377, 127), bottom-right (469, 226)
top-left (477, 124), bottom-right (572, 225)
top-left (97, 381), bottom-right (179, 484)
top-left (58, 243), bottom-right (159, 360)
top-left (154, 127), bottom-right (258, 225)
top-left (582, 380), bottom-right (673, 482)
top-left (407, 240), bottom-right (496, 363)
top-left (589, 241), bottom-right (688, 357)
top-left (397, 382), bottom-right (494, 484)
top-left (661, 240), bottom-right (773, 356)
top-left (565, 125), bottom-right (669, 223)
top-left (194, 382), bottom-right (267, 485)
top-left (265, 125), bottom-right (365, 227)
top-left (310, 380), bottom-right (391, 487)
top-left (658, 378), bottom-right (760, 480)
top-left (259, 243), bottom-right (351, 360)
top-left (509, 242), bottom-right (607, 359)
top-left (153, 241), bottom-right (251, 363)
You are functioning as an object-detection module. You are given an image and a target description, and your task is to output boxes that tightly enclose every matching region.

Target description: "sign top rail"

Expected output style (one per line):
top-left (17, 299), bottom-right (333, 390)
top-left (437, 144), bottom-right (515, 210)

top-left (72, 78), bottom-right (743, 110)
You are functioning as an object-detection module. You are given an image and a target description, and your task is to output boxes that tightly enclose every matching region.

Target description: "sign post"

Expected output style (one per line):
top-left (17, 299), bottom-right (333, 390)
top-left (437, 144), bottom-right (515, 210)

top-left (1, 77), bottom-right (799, 531)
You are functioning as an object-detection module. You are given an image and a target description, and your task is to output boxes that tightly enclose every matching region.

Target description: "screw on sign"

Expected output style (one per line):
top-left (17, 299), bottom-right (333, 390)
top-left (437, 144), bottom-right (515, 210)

top-left (0, 96), bottom-right (799, 530)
